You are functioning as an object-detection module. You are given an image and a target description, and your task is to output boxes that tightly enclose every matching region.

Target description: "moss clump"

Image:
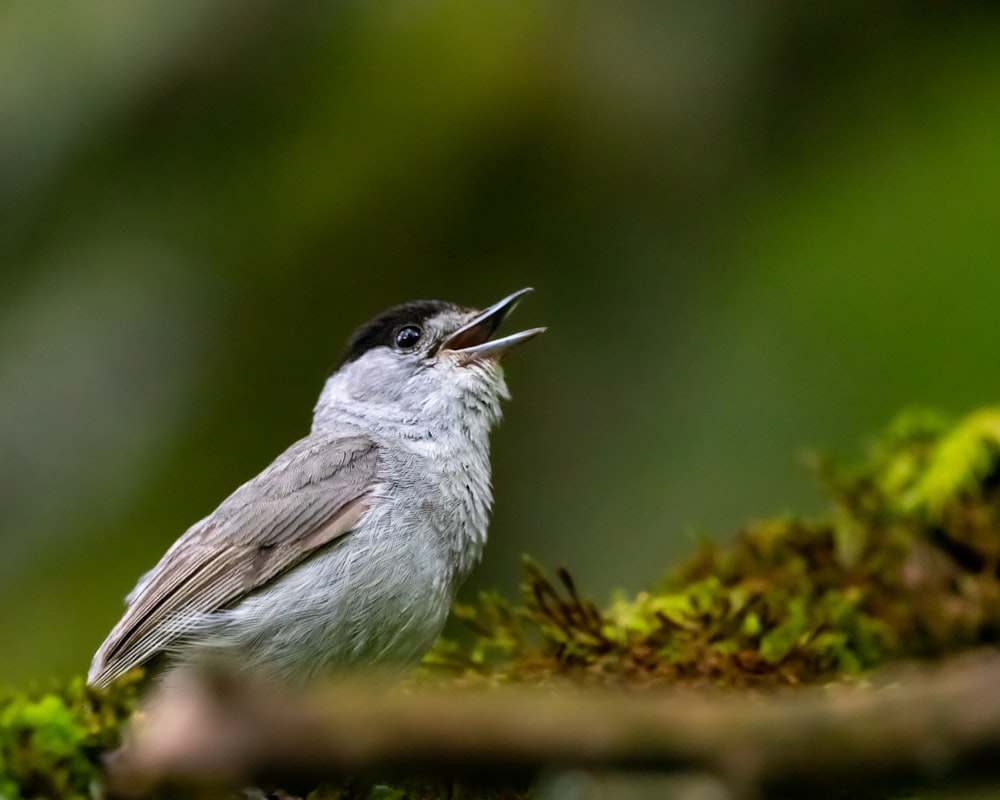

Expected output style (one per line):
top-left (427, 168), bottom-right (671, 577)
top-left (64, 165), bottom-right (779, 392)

top-left (426, 407), bottom-right (1000, 687)
top-left (0, 673), bottom-right (140, 799)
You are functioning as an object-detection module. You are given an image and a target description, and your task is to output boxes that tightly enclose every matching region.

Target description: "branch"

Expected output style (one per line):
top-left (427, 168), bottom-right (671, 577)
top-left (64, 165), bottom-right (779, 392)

top-left (110, 651), bottom-right (1000, 799)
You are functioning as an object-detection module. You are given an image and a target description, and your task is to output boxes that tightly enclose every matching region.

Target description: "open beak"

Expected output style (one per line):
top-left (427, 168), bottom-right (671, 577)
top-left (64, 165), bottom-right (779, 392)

top-left (440, 287), bottom-right (545, 364)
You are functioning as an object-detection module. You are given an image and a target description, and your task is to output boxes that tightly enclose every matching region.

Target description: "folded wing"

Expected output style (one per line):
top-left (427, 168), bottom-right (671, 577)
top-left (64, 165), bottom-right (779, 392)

top-left (88, 434), bottom-right (378, 688)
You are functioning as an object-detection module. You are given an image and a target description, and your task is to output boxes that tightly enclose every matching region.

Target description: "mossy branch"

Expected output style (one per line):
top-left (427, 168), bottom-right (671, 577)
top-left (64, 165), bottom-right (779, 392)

top-left (9, 406), bottom-right (1000, 798)
top-left (112, 651), bottom-right (1000, 799)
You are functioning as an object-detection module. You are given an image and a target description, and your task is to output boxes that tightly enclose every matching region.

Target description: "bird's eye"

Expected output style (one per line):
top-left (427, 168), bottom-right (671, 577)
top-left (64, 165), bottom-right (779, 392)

top-left (394, 324), bottom-right (423, 350)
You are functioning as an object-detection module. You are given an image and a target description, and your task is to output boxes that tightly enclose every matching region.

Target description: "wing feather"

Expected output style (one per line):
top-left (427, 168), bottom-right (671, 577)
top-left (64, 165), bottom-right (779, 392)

top-left (88, 434), bottom-right (377, 687)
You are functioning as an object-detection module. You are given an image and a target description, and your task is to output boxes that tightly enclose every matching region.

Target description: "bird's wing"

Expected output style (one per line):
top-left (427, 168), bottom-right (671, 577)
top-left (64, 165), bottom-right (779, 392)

top-left (88, 434), bottom-right (378, 688)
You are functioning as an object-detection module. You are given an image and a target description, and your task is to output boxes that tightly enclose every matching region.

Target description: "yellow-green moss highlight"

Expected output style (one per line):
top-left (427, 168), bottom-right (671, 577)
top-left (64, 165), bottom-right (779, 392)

top-left (0, 673), bottom-right (140, 799)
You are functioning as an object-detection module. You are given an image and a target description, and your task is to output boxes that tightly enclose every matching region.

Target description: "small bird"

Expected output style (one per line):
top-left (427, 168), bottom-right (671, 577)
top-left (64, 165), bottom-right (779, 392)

top-left (88, 288), bottom-right (544, 688)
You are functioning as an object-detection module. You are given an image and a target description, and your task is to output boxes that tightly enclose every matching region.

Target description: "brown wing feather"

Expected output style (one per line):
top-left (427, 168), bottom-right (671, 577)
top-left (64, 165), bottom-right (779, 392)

top-left (88, 434), bottom-right (377, 687)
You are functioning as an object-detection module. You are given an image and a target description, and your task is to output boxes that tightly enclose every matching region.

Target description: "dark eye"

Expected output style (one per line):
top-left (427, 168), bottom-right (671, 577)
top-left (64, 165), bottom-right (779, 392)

top-left (394, 324), bottom-right (423, 350)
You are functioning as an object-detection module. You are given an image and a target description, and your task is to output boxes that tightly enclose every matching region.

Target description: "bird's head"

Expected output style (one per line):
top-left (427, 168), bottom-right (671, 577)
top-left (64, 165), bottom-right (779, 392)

top-left (314, 288), bottom-right (544, 430)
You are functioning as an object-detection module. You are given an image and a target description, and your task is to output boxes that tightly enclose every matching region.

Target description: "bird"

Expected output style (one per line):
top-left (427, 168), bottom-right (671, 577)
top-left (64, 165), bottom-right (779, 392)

top-left (87, 288), bottom-right (544, 688)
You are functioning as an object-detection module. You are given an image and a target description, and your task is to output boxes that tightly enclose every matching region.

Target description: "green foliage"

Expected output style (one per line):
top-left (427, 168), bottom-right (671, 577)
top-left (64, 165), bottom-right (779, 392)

top-left (427, 406), bottom-right (1000, 687)
top-left (0, 673), bottom-right (140, 800)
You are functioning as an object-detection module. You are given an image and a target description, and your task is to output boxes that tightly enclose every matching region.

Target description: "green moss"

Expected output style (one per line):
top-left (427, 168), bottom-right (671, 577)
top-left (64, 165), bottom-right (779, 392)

top-left (426, 406), bottom-right (1000, 687)
top-left (0, 673), bottom-right (140, 800)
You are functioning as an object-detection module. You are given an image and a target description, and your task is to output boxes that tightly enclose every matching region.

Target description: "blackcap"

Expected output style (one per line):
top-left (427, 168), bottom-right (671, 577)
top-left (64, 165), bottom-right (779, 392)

top-left (88, 288), bottom-right (544, 688)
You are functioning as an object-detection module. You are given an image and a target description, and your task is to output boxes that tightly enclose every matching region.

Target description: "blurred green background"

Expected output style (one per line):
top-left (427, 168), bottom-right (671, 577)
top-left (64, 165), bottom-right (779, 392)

top-left (3, 1), bottom-right (1000, 685)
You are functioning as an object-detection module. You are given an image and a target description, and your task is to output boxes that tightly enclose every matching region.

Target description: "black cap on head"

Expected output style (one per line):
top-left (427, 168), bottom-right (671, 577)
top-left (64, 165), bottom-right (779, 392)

top-left (337, 300), bottom-right (458, 369)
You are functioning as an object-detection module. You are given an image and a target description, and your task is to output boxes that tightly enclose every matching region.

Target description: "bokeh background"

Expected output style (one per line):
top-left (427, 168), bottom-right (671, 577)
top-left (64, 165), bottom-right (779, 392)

top-left (3, 1), bottom-right (1000, 685)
